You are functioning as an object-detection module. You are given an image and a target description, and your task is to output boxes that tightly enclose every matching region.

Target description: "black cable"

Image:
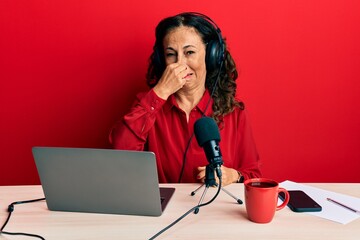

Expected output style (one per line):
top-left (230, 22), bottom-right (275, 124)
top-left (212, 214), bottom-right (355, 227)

top-left (0, 197), bottom-right (46, 239)
top-left (149, 177), bottom-right (223, 240)
top-left (177, 132), bottom-right (195, 183)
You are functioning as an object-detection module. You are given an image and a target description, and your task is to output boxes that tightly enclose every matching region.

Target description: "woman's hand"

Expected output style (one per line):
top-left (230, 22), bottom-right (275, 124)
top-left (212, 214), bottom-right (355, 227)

top-left (197, 165), bottom-right (239, 187)
top-left (153, 63), bottom-right (188, 100)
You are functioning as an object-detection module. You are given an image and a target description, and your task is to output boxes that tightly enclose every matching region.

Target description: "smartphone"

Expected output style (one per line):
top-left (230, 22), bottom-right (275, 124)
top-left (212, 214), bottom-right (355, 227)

top-left (279, 190), bottom-right (322, 212)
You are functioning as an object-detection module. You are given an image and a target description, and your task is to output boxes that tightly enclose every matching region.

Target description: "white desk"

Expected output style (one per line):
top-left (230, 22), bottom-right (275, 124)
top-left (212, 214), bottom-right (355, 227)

top-left (1, 183), bottom-right (359, 239)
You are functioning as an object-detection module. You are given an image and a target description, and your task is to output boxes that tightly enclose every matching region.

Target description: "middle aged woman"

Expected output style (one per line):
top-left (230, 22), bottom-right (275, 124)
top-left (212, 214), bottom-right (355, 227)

top-left (110, 12), bottom-right (262, 186)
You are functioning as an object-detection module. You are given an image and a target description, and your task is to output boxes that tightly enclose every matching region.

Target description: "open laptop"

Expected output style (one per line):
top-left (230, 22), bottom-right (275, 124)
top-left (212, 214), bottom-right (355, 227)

top-left (32, 147), bottom-right (175, 216)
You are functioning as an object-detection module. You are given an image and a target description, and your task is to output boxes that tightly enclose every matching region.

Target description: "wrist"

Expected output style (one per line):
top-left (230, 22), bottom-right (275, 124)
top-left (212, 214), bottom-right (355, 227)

top-left (153, 85), bottom-right (170, 100)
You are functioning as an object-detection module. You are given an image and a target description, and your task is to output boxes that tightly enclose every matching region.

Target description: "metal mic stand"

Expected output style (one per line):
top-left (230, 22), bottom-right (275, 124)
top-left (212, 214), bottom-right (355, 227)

top-left (191, 164), bottom-right (243, 214)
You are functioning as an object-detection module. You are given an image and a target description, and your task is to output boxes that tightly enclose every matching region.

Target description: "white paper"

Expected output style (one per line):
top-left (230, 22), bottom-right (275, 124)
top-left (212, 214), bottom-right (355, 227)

top-left (279, 180), bottom-right (360, 224)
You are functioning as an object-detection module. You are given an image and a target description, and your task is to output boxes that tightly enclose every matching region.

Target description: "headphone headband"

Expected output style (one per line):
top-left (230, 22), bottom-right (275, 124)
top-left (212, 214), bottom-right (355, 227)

top-left (177, 12), bottom-right (222, 34)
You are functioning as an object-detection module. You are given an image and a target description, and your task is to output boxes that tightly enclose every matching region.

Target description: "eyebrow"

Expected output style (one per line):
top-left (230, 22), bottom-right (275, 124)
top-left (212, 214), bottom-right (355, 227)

top-left (165, 45), bottom-right (197, 51)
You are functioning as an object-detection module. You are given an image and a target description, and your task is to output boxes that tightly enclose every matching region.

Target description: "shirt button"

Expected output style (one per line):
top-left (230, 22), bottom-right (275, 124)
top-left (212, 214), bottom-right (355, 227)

top-left (151, 107), bottom-right (155, 111)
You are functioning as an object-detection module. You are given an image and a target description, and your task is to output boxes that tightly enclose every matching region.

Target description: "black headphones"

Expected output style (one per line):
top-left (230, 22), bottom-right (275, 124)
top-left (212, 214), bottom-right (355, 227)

top-left (153, 12), bottom-right (225, 74)
top-left (193, 12), bottom-right (226, 72)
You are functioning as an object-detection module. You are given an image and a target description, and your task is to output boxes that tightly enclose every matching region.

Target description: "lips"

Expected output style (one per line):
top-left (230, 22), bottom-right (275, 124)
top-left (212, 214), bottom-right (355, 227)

top-left (184, 73), bottom-right (193, 79)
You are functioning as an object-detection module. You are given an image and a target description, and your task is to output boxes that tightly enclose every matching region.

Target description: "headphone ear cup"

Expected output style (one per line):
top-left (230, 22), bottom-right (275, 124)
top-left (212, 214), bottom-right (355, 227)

top-left (206, 40), bottom-right (224, 72)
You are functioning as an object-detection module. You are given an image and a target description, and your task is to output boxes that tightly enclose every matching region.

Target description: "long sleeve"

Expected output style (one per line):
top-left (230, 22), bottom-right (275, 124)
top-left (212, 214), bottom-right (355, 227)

top-left (220, 107), bottom-right (262, 181)
top-left (109, 89), bottom-right (166, 150)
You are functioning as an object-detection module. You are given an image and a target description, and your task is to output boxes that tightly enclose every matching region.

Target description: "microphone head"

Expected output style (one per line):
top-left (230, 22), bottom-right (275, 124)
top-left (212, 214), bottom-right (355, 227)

top-left (194, 117), bottom-right (221, 146)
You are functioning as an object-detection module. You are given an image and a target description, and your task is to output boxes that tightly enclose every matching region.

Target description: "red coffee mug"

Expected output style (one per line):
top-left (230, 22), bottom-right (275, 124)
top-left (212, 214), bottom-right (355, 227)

top-left (244, 178), bottom-right (290, 223)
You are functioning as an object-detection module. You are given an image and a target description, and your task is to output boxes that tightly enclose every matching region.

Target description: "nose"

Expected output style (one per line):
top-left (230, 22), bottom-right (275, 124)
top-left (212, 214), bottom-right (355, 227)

top-left (176, 53), bottom-right (186, 65)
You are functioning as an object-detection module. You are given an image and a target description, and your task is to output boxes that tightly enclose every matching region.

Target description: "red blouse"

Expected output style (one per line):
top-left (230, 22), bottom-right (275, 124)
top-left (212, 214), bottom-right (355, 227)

top-left (109, 89), bottom-right (261, 183)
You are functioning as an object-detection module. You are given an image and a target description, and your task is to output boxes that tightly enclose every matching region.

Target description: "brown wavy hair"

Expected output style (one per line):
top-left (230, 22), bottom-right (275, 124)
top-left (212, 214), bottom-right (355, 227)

top-left (146, 13), bottom-right (243, 125)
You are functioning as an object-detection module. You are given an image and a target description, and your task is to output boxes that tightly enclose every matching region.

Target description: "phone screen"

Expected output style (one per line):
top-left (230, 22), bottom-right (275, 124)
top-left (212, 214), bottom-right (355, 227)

top-left (279, 190), bottom-right (322, 212)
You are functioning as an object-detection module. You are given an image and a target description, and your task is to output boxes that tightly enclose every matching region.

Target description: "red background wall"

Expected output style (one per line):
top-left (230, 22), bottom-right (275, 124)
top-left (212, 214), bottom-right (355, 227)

top-left (1, 1), bottom-right (359, 185)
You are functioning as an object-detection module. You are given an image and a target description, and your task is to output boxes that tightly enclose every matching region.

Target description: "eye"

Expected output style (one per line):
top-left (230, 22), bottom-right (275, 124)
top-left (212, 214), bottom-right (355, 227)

top-left (165, 52), bottom-right (176, 58)
top-left (186, 51), bottom-right (195, 55)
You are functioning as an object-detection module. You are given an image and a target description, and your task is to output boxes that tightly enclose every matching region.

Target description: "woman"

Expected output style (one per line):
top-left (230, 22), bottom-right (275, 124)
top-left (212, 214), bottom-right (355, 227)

top-left (110, 12), bottom-right (261, 186)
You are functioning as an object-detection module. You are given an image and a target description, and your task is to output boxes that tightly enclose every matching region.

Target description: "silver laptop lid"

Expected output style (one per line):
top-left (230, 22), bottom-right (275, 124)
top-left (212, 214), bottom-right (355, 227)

top-left (32, 147), bottom-right (170, 216)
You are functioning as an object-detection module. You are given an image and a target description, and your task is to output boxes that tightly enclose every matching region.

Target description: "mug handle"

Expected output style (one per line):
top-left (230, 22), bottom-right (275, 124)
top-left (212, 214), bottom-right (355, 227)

top-left (276, 188), bottom-right (290, 211)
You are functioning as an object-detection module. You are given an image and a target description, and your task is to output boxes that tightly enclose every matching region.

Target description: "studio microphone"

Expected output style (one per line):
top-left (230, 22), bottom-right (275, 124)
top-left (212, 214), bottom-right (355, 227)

top-left (194, 117), bottom-right (223, 177)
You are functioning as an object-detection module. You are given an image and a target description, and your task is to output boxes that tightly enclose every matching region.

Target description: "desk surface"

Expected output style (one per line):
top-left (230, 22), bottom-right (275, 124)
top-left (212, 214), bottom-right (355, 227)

top-left (0, 183), bottom-right (359, 240)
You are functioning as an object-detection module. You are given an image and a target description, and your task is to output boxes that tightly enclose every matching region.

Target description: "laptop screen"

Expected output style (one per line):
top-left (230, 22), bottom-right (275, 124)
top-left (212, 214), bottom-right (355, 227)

top-left (33, 147), bottom-right (174, 216)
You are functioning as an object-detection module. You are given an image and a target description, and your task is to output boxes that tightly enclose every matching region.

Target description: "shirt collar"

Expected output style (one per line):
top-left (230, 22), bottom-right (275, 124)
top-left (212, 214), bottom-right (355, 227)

top-left (164, 89), bottom-right (213, 116)
top-left (197, 90), bottom-right (213, 116)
